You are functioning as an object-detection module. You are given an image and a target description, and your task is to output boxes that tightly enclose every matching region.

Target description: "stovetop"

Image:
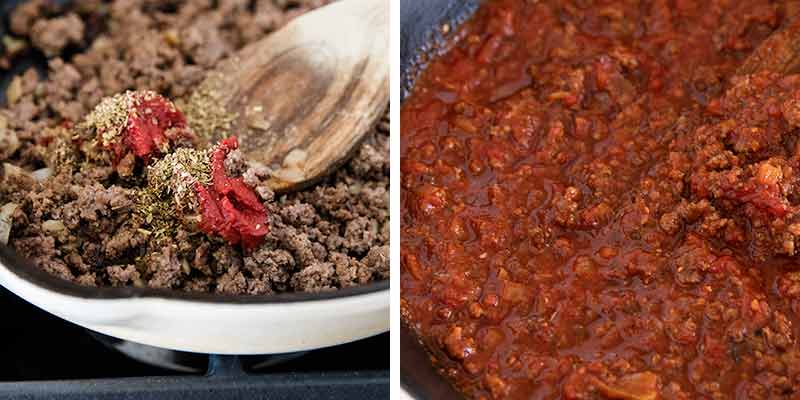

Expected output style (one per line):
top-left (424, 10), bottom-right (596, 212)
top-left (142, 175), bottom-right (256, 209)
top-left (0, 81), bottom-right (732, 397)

top-left (0, 286), bottom-right (388, 399)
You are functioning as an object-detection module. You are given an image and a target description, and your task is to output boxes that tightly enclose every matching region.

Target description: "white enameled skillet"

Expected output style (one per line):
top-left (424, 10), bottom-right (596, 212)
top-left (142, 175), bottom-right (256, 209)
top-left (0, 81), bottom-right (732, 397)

top-left (0, 246), bottom-right (389, 354)
top-left (0, 0), bottom-right (388, 356)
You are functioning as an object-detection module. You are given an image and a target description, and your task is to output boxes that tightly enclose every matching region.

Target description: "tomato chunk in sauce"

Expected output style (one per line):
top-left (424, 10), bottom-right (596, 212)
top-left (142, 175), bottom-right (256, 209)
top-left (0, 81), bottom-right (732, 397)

top-left (401, 1), bottom-right (800, 399)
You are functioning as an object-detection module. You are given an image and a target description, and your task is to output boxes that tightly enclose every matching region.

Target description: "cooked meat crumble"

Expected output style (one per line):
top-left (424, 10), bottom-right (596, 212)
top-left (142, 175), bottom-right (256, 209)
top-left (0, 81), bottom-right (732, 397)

top-left (0, 0), bottom-right (389, 294)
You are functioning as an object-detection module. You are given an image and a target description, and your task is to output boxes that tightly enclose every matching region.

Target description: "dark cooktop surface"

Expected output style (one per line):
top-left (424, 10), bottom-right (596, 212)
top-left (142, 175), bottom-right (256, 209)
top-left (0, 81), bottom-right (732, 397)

top-left (0, 286), bottom-right (388, 399)
top-left (0, 0), bottom-right (387, 397)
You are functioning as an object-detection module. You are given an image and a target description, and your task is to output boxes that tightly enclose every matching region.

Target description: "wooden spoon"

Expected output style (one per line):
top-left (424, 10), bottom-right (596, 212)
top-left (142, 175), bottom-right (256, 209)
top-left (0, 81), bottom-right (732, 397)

top-left (196, 0), bottom-right (389, 193)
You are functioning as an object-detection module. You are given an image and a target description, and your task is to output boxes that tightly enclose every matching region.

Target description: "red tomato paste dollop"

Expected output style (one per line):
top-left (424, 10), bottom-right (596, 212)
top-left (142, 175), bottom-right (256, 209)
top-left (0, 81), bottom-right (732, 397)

top-left (195, 137), bottom-right (269, 249)
top-left (109, 91), bottom-right (192, 163)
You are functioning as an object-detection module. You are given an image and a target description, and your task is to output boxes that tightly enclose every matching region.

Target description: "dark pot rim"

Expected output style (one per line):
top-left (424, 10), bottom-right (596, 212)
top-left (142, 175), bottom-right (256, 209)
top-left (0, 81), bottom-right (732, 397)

top-left (400, 0), bottom-right (480, 398)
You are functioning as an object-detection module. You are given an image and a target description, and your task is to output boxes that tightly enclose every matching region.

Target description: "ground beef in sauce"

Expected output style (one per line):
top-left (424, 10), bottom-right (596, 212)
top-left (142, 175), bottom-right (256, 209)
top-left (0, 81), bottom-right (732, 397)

top-left (0, 0), bottom-right (389, 295)
top-left (402, 1), bottom-right (800, 399)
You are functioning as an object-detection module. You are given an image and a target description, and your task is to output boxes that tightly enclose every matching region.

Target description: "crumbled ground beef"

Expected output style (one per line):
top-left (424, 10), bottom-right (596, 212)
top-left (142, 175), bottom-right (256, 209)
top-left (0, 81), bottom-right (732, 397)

top-left (30, 13), bottom-right (85, 57)
top-left (291, 262), bottom-right (336, 292)
top-left (106, 264), bottom-right (140, 287)
top-left (0, 0), bottom-right (389, 295)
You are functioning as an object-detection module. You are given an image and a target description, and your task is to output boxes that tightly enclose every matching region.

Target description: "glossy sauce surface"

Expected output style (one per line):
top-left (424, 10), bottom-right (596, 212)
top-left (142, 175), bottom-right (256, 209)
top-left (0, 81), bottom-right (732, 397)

top-left (401, 1), bottom-right (800, 398)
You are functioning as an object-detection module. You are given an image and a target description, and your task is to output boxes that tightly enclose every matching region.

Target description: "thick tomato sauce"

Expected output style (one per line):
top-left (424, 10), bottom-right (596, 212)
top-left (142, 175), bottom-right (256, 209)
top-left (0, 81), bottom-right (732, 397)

top-left (401, 1), bottom-right (800, 399)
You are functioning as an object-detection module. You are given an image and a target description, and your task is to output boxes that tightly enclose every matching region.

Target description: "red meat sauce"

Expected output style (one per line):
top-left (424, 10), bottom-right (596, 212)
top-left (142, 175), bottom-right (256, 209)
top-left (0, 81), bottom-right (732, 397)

top-left (401, 1), bottom-right (800, 399)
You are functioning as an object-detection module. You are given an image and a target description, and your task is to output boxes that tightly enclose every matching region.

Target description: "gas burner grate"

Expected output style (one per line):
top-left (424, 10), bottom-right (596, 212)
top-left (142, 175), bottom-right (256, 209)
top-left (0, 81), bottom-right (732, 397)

top-left (0, 287), bottom-right (388, 399)
top-left (0, 356), bottom-right (388, 400)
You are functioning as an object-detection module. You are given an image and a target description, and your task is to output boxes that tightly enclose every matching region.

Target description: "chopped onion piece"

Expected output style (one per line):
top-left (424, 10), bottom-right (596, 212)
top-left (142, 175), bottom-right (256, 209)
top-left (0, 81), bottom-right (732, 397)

top-left (592, 372), bottom-right (659, 400)
top-left (0, 203), bottom-right (19, 245)
top-left (0, 116), bottom-right (20, 158)
top-left (32, 168), bottom-right (52, 182)
top-left (3, 162), bottom-right (26, 178)
top-left (41, 220), bottom-right (66, 234)
top-left (271, 167), bottom-right (305, 183)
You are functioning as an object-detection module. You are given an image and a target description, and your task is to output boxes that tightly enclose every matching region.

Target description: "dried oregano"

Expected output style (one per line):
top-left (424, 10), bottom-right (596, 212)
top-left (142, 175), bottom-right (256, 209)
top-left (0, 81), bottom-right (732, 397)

top-left (135, 147), bottom-right (212, 238)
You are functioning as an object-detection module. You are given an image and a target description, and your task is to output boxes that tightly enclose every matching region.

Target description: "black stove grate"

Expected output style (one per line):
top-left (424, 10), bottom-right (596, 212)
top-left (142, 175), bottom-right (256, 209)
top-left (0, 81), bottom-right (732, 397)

top-left (0, 364), bottom-right (388, 400)
top-left (0, 286), bottom-right (388, 399)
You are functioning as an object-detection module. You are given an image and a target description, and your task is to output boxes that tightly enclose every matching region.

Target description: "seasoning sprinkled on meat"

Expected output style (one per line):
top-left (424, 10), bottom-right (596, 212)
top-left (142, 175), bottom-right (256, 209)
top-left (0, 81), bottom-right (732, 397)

top-left (83, 90), bottom-right (193, 164)
top-left (0, 0), bottom-right (388, 296)
top-left (177, 73), bottom-right (237, 142)
top-left (137, 146), bottom-right (211, 237)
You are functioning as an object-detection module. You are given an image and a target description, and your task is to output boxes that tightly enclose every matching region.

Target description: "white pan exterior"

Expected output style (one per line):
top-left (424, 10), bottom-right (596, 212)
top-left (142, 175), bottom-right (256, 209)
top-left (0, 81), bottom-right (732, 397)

top-left (0, 262), bottom-right (389, 354)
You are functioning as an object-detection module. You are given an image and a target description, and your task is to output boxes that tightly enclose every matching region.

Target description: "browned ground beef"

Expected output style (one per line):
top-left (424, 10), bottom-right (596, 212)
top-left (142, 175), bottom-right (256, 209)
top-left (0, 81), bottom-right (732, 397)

top-left (0, 0), bottom-right (389, 294)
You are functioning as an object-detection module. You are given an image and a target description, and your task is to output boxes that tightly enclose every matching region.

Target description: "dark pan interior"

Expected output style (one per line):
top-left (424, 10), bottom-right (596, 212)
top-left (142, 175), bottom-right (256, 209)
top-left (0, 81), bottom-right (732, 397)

top-left (400, 0), bottom-right (479, 398)
top-left (0, 1), bottom-right (388, 303)
top-left (400, 0), bottom-right (479, 102)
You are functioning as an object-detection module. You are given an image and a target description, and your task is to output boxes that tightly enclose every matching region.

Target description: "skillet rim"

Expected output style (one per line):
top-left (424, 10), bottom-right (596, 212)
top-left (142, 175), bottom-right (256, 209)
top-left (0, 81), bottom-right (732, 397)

top-left (0, 0), bottom-right (388, 304)
top-left (0, 245), bottom-right (388, 303)
top-left (399, 0), bottom-right (480, 398)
